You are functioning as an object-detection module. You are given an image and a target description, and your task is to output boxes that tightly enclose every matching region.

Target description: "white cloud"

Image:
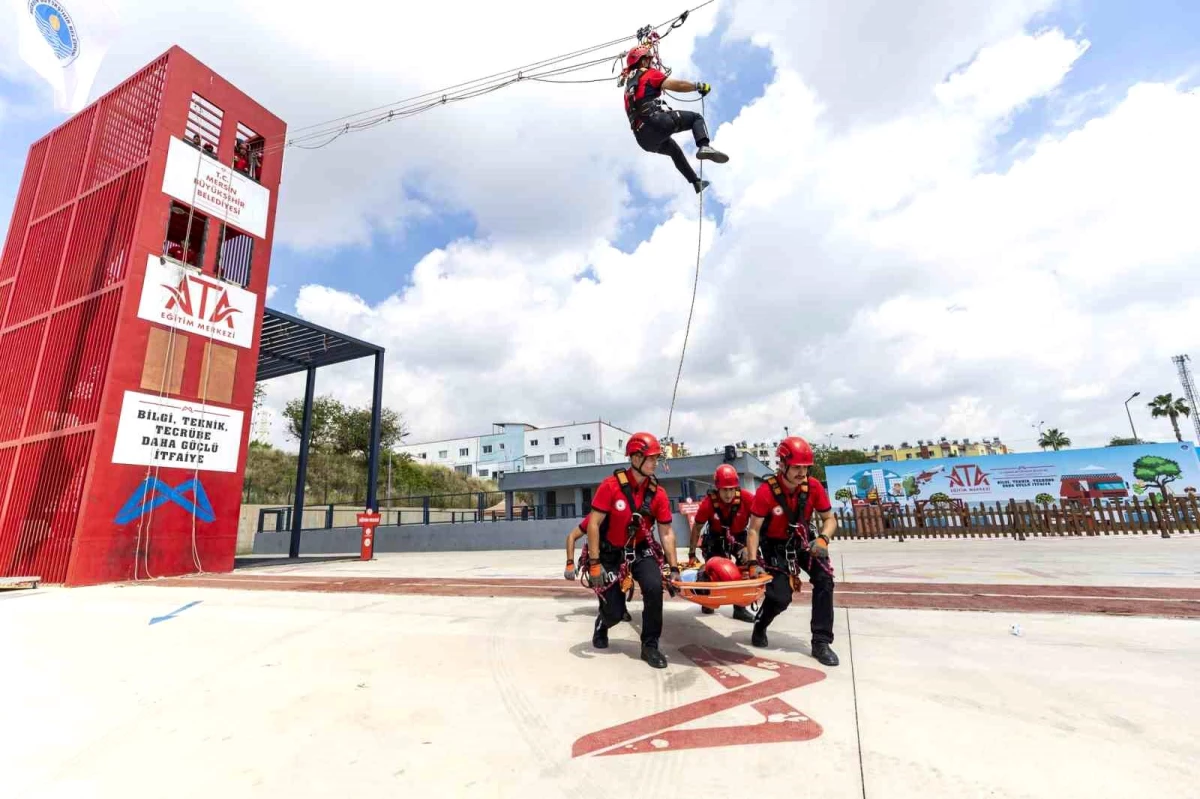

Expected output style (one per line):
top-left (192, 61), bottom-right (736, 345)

top-left (6, 1), bottom-right (1197, 457)
top-left (265, 284), bottom-right (279, 301)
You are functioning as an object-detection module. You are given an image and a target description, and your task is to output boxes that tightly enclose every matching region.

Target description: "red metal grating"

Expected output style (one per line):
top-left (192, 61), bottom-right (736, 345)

top-left (55, 166), bottom-right (146, 305)
top-left (0, 138), bottom-right (50, 282)
top-left (31, 108), bottom-right (95, 222)
top-left (85, 56), bottom-right (167, 190)
top-left (0, 282), bottom-right (10, 326)
top-left (0, 320), bottom-right (47, 443)
top-left (0, 446), bottom-right (16, 519)
top-left (26, 288), bottom-right (122, 436)
top-left (4, 206), bottom-right (71, 328)
top-left (0, 430), bottom-right (94, 582)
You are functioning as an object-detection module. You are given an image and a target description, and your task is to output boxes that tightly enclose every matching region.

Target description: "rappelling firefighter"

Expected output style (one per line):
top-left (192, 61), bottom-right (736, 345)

top-left (687, 463), bottom-right (756, 622)
top-left (564, 518), bottom-right (630, 622)
top-left (622, 45), bottom-right (728, 194)
top-left (743, 436), bottom-right (840, 667)
top-left (584, 432), bottom-right (681, 669)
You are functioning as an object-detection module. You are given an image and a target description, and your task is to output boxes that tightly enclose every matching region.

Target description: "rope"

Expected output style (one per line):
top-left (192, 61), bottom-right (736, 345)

top-left (258, 1), bottom-right (718, 155)
top-left (665, 95), bottom-right (706, 441)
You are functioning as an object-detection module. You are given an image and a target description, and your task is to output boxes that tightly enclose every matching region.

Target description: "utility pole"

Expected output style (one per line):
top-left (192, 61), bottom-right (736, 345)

top-left (1124, 392), bottom-right (1140, 442)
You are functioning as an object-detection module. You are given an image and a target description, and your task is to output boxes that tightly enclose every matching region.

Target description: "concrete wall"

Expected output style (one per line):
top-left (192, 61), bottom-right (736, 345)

top-left (251, 513), bottom-right (693, 555)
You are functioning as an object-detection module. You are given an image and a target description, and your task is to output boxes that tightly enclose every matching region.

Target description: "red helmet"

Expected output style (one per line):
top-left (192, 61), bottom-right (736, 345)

top-left (626, 432), bottom-right (663, 458)
top-left (703, 556), bottom-right (742, 583)
top-left (777, 436), bottom-right (815, 469)
top-left (626, 45), bottom-right (652, 69)
top-left (714, 464), bottom-right (740, 490)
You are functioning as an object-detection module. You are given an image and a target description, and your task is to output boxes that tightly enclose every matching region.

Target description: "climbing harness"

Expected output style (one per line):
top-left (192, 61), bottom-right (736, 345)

top-left (701, 489), bottom-right (744, 559)
top-left (577, 469), bottom-right (671, 601)
top-left (763, 474), bottom-right (835, 590)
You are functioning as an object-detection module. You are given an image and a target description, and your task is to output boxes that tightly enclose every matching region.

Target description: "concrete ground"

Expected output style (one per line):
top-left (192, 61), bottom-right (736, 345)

top-left (3, 535), bottom-right (1198, 798)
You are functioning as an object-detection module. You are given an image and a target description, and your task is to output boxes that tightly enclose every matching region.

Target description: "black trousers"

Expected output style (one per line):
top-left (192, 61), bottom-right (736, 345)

top-left (634, 110), bottom-right (710, 184)
top-left (597, 549), bottom-right (663, 648)
top-left (757, 539), bottom-right (835, 644)
top-left (701, 531), bottom-right (746, 562)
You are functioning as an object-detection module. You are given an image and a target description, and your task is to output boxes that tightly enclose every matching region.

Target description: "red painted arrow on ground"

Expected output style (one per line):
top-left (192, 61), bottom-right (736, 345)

top-left (571, 644), bottom-right (826, 757)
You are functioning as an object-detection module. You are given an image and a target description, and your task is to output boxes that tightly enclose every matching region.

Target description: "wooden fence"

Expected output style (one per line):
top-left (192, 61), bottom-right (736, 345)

top-left (833, 495), bottom-right (1200, 540)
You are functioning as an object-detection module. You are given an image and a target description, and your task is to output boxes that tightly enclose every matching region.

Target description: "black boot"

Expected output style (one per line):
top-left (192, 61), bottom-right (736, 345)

top-left (592, 616), bottom-right (609, 649)
top-left (641, 645), bottom-right (668, 669)
top-left (693, 178), bottom-right (711, 194)
top-left (751, 622), bottom-right (769, 648)
top-left (732, 605), bottom-right (755, 623)
top-left (811, 641), bottom-right (839, 667)
top-left (701, 606), bottom-right (715, 615)
top-left (622, 610), bottom-right (632, 622)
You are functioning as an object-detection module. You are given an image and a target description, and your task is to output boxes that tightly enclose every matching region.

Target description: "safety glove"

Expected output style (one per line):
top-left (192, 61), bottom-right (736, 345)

top-left (686, 550), bottom-right (702, 569)
top-left (745, 560), bottom-right (763, 578)
top-left (588, 562), bottom-right (615, 588)
top-left (666, 566), bottom-right (681, 597)
top-left (564, 560), bottom-right (576, 581)
top-left (809, 535), bottom-right (830, 560)
top-left (697, 82), bottom-right (712, 96)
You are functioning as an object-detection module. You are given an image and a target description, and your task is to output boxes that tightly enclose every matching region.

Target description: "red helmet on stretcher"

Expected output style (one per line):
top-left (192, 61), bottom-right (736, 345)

top-left (703, 556), bottom-right (742, 583)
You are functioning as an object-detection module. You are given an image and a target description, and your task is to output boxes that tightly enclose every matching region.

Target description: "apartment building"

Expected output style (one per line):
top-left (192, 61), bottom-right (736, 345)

top-left (866, 437), bottom-right (1010, 462)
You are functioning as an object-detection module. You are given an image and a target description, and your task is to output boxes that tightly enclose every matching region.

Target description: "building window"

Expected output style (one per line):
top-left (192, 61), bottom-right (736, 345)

top-left (554, 436), bottom-right (565, 446)
top-left (438, 450), bottom-right (448, 459)
top-left (217, 224), bottom-right (253, 287)
top-left (550, 453), bottom-right (569, 464)
top-left (459, 447), bottom-right (469, 457)
top-left (479, 468), bottom-right (489, 478)
top-left (186, 93), bottom-right (223, 156)
top-left (234, 122), bottom-right (265, 182)
top-left (582, 433), bottom-right (592, 441)
top-left (419, 452), bottom-right (427, 459)
top-left (526, 455), bottom-right (545, 466)
top-left (455, 465), bottom-right (472, 476)
top-left (483, 444), bottom-right (493, 454)
top-left (530, 439), bottom-right (538, 447)
top-left (499, 443), bottom-right (505, 450)
top-left (163, 202), bottom-right (207, 267)
top-left (577, 449), bottom-right (596, 465)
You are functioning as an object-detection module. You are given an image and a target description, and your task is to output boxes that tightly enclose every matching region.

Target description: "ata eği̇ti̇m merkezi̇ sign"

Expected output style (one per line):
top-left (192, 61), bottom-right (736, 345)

top-left (137, 255), bottom-right (258, 349)
top-left (111, 391), bottom-right (244, 473)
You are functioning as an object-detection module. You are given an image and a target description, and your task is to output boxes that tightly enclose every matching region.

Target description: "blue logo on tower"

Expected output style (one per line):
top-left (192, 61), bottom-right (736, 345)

top-left (114, 477), bottom-right (215, 525)
top-left (29, 0), bottom-right (79, 65)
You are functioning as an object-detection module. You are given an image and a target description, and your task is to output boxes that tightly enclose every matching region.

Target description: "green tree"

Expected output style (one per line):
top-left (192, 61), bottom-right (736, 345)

top-left (283, 395), bottom-right (345, 450)
top-left (810, 446), bottom-right (871, 482)
top-left (332, 406), bottom-right (409, 456)
top-left (1133, 455), bottom-right (1182, 496)
top-left (928, 492), bottom-right (951, 504)
top-left (1107, 436), bottom-right (1141, 447)
top-left (1034, 492), bottom-right (1055, 505)
top-left (253, 382), bottom-right (266, 413)
top-left (1147, 393), bottom-right (1191, 443)
top-left (1038, 428), bottom-right (1071, 451)
top-left (834, 487), bottom-right (854, 507)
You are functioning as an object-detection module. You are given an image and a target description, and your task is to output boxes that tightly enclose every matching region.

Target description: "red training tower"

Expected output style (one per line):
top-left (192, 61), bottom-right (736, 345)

top-left (0, 46), bottom-right (286, 586)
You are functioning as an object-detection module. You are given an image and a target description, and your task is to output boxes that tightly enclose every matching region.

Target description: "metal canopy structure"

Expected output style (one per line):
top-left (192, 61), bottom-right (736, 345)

top-left (255, 307), bottom-right (386, 558)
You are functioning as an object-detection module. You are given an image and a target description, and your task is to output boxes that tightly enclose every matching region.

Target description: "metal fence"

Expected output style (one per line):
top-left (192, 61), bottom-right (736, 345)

top-left (255, 492), bottom-right (693, 534)
top-left (835, 495), bottom-right (1200, 540)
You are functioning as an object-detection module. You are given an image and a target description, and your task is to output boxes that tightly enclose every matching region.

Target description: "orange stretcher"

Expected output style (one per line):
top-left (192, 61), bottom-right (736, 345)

top-left (669, 573), bottom-right (771, 610)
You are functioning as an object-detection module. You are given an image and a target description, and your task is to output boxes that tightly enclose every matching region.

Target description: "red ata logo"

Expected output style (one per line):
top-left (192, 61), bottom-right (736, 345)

top-left (163, 274), bottom-right (241, 328)
top-left (947, 464), bottom-right (990, 489)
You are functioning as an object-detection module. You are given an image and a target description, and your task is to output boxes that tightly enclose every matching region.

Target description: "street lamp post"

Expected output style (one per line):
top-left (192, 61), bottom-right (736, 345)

top-left (1125, 391), bottom-right (1141, 442)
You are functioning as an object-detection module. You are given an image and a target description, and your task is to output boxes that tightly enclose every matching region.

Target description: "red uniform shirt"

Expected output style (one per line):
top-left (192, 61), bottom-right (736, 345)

top-left (695, 489), bottom-right (755, 535)
top-left (590, 468), bottom-right (673, 547)
top-left (750, 477), bottom-right (831, 540)
top-left (624, 68), bottom-right (667, 117)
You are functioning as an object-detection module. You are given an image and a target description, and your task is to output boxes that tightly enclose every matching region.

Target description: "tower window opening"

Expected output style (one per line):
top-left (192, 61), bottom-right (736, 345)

top-left (163, 201), bottom-right (208, 267)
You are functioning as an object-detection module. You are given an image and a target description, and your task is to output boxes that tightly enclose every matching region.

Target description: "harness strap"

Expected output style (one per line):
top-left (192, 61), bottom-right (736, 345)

top-left (761, 474), bottom-right (833, 578)
top-left (704, 489), bottom-right (742, 554)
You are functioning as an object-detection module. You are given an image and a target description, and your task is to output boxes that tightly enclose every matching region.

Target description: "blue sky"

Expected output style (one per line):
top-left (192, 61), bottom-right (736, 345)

top-left (5, 1), bottom-right (1196, 307)
top-left (3, 0), bottom-right (1200, 453)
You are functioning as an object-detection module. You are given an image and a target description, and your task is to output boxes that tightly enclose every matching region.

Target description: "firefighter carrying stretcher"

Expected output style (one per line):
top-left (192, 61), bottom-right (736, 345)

top-left (583, 432), bottom-right (682, 669)
top-left (743, 436), bottom-right (841, 667)
top-left (687, 463), bottom-right (756, 622)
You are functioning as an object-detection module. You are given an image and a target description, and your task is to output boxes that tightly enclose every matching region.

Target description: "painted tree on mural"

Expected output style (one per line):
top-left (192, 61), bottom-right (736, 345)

top-left (1035, 492), bottom-right (1055, 505)
top-left (1132, 455), bottom-right (1182, 496)
top-left (834, 487), bottom-right (854, 507)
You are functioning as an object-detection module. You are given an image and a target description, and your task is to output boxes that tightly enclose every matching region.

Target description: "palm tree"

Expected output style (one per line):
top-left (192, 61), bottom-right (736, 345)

top-left (1147, 393), bottom-right (1192, 442)
top-left (1038, 428), bottom-right (1071, 451)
